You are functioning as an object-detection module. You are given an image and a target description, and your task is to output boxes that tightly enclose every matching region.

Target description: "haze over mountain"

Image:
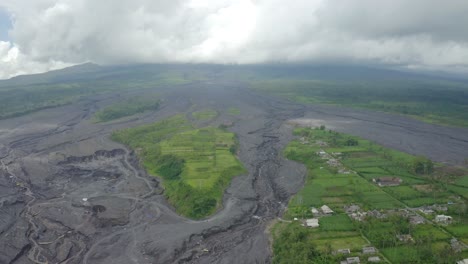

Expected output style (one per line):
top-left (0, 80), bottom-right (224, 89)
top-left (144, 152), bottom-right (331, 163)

top-left (1, 0), bottom-right (468, 79)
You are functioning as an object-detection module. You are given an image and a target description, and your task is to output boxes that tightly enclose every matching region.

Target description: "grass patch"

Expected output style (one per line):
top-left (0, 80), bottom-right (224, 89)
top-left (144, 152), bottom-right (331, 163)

top-left (227, 107), bottom-right (240, 115)
top-left (454, 175), bottom-right (468, 187)
top-left (192, 109), bottom-right (218, 120)
top-left (315, 236), bottom-right (368, 252)
top-left (94, 96), bottom-right (160, 122)
top-left (251, 78), bottom-right (468, 127)
top-left (319, 215), bottom-right (355, 231)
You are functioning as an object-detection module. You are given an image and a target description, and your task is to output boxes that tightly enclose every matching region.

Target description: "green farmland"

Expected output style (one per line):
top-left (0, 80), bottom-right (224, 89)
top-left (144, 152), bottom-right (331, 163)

top-left (273, 127), bottom-right (468, 264)
top-left (94, 96), bottom-right (160, 122)
top-left (111, 115), bottom-right (245, 219)
top-left (192, 109), bottom-right (218, 121)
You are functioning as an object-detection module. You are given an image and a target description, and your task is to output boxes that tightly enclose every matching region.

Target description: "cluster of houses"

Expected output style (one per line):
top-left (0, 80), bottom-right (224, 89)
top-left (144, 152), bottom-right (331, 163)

top-left (316, 150), bottom-right (353, 174)
top-left (344, 205), bottom-right (392, 222)
top-left (418, 204), bottom-right (448, 215)
top-left (304, 205), bottom-right (334, 228)
top-left (416, 205), bottom-right (454, 224)
top-left (338, 246), bottom-right (381, 263)
top-left (345, 204), bottom-right (456, 227)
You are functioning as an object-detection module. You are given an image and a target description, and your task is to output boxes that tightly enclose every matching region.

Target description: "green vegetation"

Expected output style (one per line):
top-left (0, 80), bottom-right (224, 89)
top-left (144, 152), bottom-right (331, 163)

top-left (0, 65), bottom-right (196, 120)
top-left (192, 109), bottom-right (218, 121)
top-left (0, 83), bottom-right (92, 119)
top-left (272, 223), bottom-right (334, 264)
top-left (252, 79), bottom-right (468, 127)
top-left (111, 115), bottom-right (245, 219)
top-left (227, 107), bottom-right (240, 115)
top-left (2, 64), bottom-right (467, 128)
top-left (94, 97), bottom-right (160, 122)
top-left (273, 127), bottom-right (468, 263)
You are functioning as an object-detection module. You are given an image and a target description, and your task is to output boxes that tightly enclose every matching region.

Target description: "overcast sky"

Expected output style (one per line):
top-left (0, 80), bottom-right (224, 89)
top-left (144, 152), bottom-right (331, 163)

top-left (1, 0), bottom-right (468, 79)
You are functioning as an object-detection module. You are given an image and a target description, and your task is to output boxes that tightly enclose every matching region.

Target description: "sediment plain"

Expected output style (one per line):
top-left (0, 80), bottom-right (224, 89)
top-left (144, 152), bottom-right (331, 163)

top-left (1, 81), bottom-right (468, 263)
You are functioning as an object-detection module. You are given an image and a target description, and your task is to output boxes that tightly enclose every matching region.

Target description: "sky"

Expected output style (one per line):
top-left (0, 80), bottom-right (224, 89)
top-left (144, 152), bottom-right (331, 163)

top-left (1, 0), bottom-right (468, 79)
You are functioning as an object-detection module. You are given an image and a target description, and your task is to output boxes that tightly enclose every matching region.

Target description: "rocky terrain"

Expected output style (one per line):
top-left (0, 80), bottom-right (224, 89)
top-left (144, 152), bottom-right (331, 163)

top-left (1, 81), bottom-right (468, 263)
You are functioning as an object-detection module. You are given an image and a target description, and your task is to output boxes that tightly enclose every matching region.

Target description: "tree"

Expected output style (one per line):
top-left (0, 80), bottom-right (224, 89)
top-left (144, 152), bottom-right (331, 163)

top-left (411, 156), bottom-right (434, 174)
top-left (345, 138), bottom-right (358, 146)
top-left (156, 154), bottom-right (185, 180)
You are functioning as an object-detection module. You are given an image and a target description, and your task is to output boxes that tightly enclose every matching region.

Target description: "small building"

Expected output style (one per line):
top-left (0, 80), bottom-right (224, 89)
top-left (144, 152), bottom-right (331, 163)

top-left (396, 234), bottom-right (414, 243)
top-left (435, 215), bottom-right (452, 224)
top-left (311, 207), bottom-right (319, 215)
top-left (367, 210), bottom-right (387, 219)
top-left (432, 204), bottom-right (448, 212)
top-left (368, 256), bottom-right (381, 262)
top-left (349, 211), bottom-right (367, 222)
top-left (345, 205), bottom-right (361, 214)
top-left (362, 247), bottom-right (377, 254)
top-left (409, 215), bottom-right (425, 225)
top-left (419, 208), bottom-right (434, 214)
top-left (337, 249), bottom-right (351, 255)
top-left (321, 205), bottom-right (334, 214)
top-left (346, 257), bottom-right (360, 263)
top-left (305, 218), bottom-right (319, 228)
top-left (327, 158), bottom-right (340, 167)
top-left (457, 259), bottom-right (468, 264)
top-left (373, 177), bottom-right (402, 187)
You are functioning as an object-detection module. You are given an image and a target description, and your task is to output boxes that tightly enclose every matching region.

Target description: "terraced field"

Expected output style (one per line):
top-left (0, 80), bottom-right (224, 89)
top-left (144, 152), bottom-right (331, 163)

top-left (111, 114), bottom-right (244, 218)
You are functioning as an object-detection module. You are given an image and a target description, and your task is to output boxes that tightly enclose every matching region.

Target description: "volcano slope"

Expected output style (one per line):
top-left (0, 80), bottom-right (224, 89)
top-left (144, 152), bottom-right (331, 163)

top-left (0, 81), bottom-right (468, 264)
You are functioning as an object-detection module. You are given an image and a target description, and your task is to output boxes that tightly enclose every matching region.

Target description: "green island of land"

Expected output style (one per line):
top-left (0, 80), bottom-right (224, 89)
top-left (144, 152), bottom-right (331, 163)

top-left (252, 79), bottom-right (468, 127)
top-left (111, 115), bottom-right (245, 219)
top-left (192, 109), bottom-right (218, 121)
top-left (94, 97), bottom-right (161, 122)
top-left (273, 127), bottom-right (468, 264)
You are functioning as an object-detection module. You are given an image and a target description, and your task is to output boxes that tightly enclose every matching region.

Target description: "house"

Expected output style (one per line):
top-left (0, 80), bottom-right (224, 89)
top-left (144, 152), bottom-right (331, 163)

top-left (435, 215), bottom-right (452, 224)
top-left (372, 177), bottom-right (402, 187)
top-left (367, 210), bottom-right (387, 219)
top-left (396, 234), bottom-right (414, 243)
top-left (419, 208), bottom-right (434, 215)
top-left (349, 211), bottom-right (367, 221)
top-left (344, 205), bottom-right (361, 214)
top-left (339, 169), bottom-right (352, 174)
top-left (432, 204), bottom-right (448, 212)
top-left (305, 218), bottom-right (319, 228)
top-left (311, 207), bottom-right (319, 215)
top-left (321, 205), bottom-right (334, 214)
top-left (337, 249), bottom-right (351, 254)
top-left (362, 247), bottom-right (377, 254)
top-left (346, 257), bottom-right (360, 263)
top-left (327, 158), bottom-right (340, 167)
top-left (409, 215), bottom-right (425, 225)
top-left (368, 256), bottom-right (381, 262)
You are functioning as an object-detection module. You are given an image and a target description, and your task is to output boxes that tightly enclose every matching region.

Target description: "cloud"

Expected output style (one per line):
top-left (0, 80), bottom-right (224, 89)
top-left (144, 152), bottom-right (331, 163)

top-left (1, 0), bottom-right (468, 78)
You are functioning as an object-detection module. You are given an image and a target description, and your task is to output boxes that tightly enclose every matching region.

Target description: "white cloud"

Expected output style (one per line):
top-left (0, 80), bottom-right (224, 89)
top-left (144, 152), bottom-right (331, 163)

top-left (1, 0), bottom-right (468, 78)
top-left (0, 41), bottom-right (70, 79)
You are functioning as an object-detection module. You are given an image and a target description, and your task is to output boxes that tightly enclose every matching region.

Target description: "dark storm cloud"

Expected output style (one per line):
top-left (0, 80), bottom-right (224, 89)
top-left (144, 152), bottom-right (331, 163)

top-left (1, 0), bottom-right (468, 78)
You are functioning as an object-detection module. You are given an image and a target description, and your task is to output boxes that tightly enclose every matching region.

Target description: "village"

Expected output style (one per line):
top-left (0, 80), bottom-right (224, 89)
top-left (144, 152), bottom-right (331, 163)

top-left (280, 129), bottom-right (468, 263)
